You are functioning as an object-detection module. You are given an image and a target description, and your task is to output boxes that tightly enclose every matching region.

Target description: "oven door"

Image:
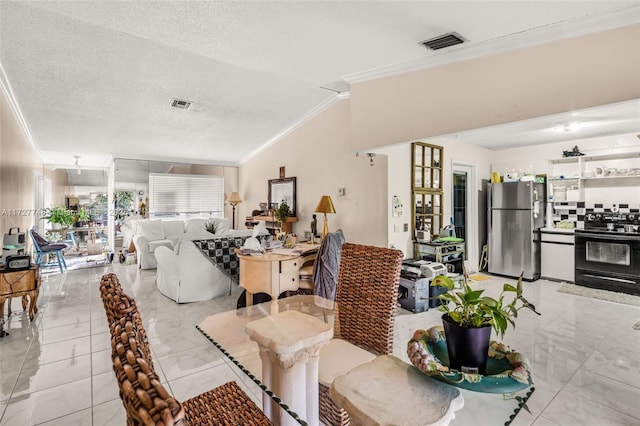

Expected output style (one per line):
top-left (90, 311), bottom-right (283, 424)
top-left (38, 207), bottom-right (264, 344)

top-left (575, 230), bottom-right (640, 294)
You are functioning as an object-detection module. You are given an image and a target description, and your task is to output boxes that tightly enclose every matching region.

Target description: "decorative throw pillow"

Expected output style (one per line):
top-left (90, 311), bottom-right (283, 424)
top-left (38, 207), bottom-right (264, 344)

top-left (211, 218), bottom-right (230, 234)
top-left (163, 220), bottom-right (185, 246)
top-left (137, 220), bottom-right (165, 241)
top-left (184, 218), bottom-right (208, 234)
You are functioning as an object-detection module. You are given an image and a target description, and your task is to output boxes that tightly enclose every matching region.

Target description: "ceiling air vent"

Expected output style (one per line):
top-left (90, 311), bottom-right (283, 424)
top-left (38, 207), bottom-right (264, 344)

top-left (420, 32), bottom-right (465, 51)
top-left (171, 99), bottom-right (192, 110)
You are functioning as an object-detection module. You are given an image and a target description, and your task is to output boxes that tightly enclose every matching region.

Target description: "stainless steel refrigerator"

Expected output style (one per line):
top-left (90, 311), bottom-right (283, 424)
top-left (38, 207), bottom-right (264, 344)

top-left (487, 181), bottom-right (545, 281)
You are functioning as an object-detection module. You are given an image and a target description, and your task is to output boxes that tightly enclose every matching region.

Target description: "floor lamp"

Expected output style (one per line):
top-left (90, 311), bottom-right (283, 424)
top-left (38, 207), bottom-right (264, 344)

top-left (314, 195), bottom-right (336, 238)
top-left (228, 192), bottom-right (242, 229)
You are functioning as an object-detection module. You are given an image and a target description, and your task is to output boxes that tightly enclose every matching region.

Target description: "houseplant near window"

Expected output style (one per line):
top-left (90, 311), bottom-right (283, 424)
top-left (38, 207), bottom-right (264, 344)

top-left (42, 207), bottom-right (75, 229)
top-left (430, 272), bottom-right (540, 375)
top-left (75, 208), bottom-right (90, 227)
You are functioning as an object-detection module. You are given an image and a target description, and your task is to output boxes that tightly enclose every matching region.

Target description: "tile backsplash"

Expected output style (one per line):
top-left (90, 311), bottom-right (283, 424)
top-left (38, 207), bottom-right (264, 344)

top-left (551, 202), bottom-right (640, 229)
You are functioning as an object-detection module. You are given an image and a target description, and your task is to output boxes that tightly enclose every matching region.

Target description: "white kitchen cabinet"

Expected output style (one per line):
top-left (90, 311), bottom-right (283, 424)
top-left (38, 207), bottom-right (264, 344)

top-left (540, 229), bottom-right (574, 282)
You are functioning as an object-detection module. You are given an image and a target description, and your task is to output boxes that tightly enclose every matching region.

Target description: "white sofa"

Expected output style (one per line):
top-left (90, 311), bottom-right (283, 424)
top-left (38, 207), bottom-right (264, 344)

top-left (119, 215), bottom-right (143, 251)
top-left (154, 223), bottom-right (266, 303)
top-left (132, 217), bottom-right (229, 269)
top-left (155, 238), bottom-right (230, 303)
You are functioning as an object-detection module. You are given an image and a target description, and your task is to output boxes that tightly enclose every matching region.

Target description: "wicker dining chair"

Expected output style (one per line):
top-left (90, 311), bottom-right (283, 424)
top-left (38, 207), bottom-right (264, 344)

top-left (318, 243), bottom-right (404, 426)
top-left (99, 272), bottom-right (159, 371)
top-left (111, 315), bottom-right (273, 426)
top-left (99, 273), bottom-right (129, 323)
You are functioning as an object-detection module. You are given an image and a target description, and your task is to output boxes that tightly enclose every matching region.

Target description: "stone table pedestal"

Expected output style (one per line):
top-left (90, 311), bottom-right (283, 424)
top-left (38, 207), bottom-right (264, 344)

top-left (246, 310), bottom-right (333, 426)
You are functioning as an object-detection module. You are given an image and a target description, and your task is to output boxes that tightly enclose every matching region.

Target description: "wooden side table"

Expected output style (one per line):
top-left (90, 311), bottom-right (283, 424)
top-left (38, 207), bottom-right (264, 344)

top-left (252, 215), bottom-right (298, 234)
top-left (0, 265), bottom-right (40, 323)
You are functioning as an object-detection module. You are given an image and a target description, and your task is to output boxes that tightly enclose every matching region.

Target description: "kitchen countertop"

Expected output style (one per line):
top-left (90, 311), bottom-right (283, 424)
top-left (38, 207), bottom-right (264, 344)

top-left (541, 227), bottom-right (575, 234)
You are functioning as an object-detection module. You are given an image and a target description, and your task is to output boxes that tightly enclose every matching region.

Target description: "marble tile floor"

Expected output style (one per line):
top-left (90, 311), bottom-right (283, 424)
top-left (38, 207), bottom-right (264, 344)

top-left (0, 262), bottom-right (638, 425)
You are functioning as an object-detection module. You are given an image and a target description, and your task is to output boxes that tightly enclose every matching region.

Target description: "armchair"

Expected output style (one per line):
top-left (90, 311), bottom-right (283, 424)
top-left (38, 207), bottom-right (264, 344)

top-left (155, 240), bottom-right (231, 303)
top-left (29, 229), bottom-right (68, 273)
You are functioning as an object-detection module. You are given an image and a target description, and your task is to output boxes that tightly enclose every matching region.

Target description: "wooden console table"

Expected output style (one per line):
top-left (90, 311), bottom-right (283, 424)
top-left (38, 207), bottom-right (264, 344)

top-left (251, 215), bottom-right (298, 234)
top-left (0, 265), bottom-right (40, 336)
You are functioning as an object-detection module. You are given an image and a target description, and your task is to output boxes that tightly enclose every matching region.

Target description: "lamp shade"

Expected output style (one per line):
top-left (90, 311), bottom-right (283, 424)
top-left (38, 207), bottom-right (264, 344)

top-left (315, 195), bottom-right (336, 214)
top-left (227, 192), bottom-right (243, 205)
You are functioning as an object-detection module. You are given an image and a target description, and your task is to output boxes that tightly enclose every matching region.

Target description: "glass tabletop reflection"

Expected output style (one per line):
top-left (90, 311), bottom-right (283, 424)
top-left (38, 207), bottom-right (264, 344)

top-left (196, 295), bottom-right (534, 426)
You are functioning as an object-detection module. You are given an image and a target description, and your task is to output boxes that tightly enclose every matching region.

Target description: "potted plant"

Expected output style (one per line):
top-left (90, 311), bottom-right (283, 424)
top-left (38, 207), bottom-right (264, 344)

top-left (42, 206), bottom-right (75, 229)
top-left (273, 200), bottom-right (291, 233)
top-left (75, 208), bottom-right (90, 227)
top-left (431, 272), bottom-right (540, 375)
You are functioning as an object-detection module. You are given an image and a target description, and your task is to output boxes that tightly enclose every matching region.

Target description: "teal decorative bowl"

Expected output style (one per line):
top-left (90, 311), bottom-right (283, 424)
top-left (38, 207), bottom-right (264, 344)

top-left (407, 327), bottom-right (533, 394)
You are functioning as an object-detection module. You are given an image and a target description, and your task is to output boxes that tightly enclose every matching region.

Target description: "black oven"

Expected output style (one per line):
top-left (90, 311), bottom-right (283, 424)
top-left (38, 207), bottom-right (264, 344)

top-left (575, 230), bottom-right (640, 295)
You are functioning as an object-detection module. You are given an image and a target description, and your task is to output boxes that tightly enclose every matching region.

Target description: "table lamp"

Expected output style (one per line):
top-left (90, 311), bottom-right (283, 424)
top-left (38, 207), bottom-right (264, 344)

top-left (314, 195), bottom-right (336, 238)
top-left (228, 192), bottom-right (243, 229)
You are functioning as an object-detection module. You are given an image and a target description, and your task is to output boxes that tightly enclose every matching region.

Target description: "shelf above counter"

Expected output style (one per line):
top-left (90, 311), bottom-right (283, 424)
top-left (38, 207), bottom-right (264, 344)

top-left (550, 151), bottom-right (640, 164)
top-left (581, 175), bottom-right (640, 181)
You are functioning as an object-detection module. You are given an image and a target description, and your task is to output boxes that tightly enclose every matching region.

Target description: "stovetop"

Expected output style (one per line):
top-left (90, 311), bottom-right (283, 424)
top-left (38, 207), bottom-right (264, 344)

top-left (582, 212), bottom-right (640, 235)
top-left (577, 228), bottom-right (640, 237)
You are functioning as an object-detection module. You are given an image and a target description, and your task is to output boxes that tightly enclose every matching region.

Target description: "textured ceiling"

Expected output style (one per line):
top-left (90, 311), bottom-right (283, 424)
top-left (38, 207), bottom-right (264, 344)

top-left (1, 1), bottom-right (638, 168)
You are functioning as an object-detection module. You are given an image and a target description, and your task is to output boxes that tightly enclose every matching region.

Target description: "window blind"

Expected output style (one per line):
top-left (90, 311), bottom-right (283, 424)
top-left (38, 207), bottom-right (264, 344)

top-left (148, 173), bottom-right (224, 218)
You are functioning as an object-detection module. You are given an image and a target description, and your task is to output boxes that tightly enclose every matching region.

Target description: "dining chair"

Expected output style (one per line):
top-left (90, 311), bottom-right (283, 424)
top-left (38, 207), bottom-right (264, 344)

top-left (29, 229), bottom-right (68, 273)
top-left (100, 273), bottom-right (156, 369)
top-left (101, 273), bottom-right (273, 425)
top-left (317, 243), bottom-right (404, 426)
top-left (295, 251), bottom-right (316, 295)
top-left (110, 313), bottom-right (273, 425)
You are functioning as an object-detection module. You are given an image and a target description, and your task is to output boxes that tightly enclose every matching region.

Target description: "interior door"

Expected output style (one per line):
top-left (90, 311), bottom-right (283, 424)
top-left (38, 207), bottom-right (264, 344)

top-left (452, 162), bottom-right (477, 272)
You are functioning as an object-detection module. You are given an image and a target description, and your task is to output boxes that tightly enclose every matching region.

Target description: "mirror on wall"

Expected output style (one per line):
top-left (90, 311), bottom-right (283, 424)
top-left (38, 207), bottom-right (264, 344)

top-left (268, 177), bottom-right (297, 216)
top-left (412, 142), bottom-right (444, 239)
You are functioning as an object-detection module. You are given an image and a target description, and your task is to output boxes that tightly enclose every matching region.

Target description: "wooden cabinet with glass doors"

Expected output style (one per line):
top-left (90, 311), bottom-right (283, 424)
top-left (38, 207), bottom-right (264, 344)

top-left (412, 142), bottom-right (444, 240)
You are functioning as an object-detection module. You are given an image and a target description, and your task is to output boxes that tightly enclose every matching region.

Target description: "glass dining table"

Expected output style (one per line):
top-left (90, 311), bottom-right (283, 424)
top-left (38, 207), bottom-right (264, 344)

top-left (196, 295), bottom-right (535, 426)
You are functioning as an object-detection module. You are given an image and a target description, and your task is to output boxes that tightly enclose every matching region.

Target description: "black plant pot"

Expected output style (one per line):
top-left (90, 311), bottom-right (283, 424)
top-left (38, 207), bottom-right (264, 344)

top-left (442, 313), bottom-right (492, 375)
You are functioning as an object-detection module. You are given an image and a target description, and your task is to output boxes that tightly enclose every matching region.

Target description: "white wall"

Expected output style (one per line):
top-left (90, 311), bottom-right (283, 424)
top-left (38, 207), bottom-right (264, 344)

top-left (240, 100), bottom-right (389, 247)
top-left (378, 137), bottom-right (494, 267)
top-left (239, 24), bottom-right (639, 253)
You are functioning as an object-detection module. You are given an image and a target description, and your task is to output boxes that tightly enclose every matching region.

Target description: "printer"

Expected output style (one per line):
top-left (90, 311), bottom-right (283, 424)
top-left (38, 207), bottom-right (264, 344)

top-left (398, 259), bottom-right (448, 313)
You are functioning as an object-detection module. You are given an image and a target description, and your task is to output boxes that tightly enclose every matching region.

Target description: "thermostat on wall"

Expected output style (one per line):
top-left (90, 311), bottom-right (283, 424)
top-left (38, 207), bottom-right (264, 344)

top-left (392, 196), bottom-right (403, 217)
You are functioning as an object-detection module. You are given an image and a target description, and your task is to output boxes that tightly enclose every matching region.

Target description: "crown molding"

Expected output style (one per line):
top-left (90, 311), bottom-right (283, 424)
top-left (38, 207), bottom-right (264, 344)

top-left (0, 61), bottom-right (45, 161)
top-left (240, 92), bottom-right (349, 164)
top-left (344, 5), bottom-right (640, 84)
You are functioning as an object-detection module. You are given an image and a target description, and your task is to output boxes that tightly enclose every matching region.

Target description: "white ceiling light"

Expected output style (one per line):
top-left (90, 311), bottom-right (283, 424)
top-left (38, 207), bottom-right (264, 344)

top-left (74, 155), bottom-right (81, 175)
top-left (555, 122), bottom-right (582, 133)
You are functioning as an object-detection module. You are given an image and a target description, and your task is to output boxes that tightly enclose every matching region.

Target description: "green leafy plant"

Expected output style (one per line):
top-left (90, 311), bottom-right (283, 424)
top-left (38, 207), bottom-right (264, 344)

top-left (114, 191), bottom-right (135, 221)
top-left (76, 208), bottom-right (90, 222)
top-left (205, 219), bottom-right (218, 234)
top-left (273, 200), bottom-right (291, 229)
top-left (42, 206), bottom-right (75, 227)
top-left (431, 272), bottom-right (540, 339)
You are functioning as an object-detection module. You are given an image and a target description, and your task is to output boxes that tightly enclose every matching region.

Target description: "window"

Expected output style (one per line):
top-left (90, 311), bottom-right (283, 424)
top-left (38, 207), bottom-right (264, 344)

top-left (148, 173), bottom-right (224, 218)
top-left (412, 142), bottom-right (444, 238)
